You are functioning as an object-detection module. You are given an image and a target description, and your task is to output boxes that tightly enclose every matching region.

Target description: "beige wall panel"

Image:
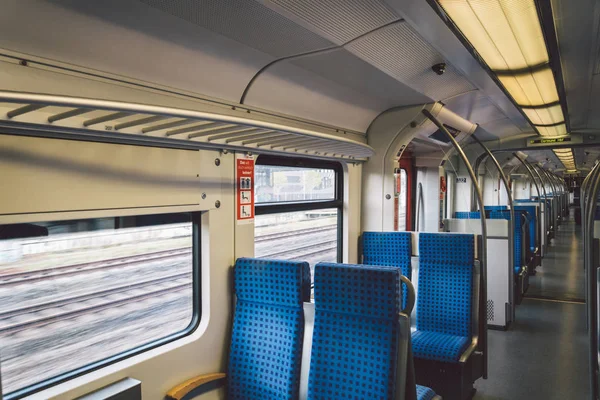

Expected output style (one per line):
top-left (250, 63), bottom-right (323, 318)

top-left (0, 135), bottom-right (216, 218)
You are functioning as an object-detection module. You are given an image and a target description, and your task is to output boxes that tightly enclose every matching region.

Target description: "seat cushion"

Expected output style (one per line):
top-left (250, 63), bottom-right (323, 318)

top-left (412, 330), bottom-right (470, 363)
top-left (416, 385), bottom-right (437, 400)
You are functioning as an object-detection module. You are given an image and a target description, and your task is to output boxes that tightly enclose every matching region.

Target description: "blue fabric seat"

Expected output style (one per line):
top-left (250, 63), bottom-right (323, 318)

top-left (412, 233), bottom-right (473, 363)
top-left (416, 384), bottom-right (437, 400)
top-left (229, 258), bottom-right (310, 400)
top-left (484, 205), bottom-right (508, 211)
top-left (454, 211), bottom-right (481, 219)
top-left (412, 330), bottom-right (470, 363)
top-left (362, 231), bottom-right (412, 307)
top-left (514, 205), bottom-right (537, 252)
top-left (308, 262), bottom-right (438, 400)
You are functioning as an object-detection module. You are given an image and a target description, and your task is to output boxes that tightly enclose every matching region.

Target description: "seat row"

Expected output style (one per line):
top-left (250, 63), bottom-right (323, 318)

top-left (166, 256), bottom-right (442, 400)
top-left (362, 231), bottom-right (483, 400)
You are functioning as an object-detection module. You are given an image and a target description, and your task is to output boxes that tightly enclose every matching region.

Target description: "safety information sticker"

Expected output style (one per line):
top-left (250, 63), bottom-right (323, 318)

top-left (236, 153), bottom-right (255, 224)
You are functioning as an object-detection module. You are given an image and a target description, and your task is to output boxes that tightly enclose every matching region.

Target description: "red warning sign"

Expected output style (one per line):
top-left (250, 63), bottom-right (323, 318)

top-left (236, 154), bottom-right (255, 223)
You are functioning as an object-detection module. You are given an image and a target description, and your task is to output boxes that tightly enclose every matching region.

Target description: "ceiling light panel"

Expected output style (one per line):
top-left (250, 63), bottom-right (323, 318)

top-left (536, 124), bottom-right (567, 136)
top-left (522, 104), bottom-right (564, 125)
top-left (439, 0), bottom-right (547, 70)
top-left (553, 147), bottom-right (575, 169)
top-left (438, 0), bottom-right (566, 137)
top-left (497, 67), bottom-right (559, 106)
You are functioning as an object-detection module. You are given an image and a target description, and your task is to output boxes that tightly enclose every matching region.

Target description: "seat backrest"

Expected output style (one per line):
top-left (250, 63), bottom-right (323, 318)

top-left (229, 258), bottom-right (311, 400)
top-left (484, 205), bottom-right (508, 211)
top-left (514, 205), bottom-right (537, 250)
top-left (362, 231), bottom-right (412, 307)
top-left (417, 233), bottom-right (474, 337)
top-left (454, 211), bottom-right (481, 219)
top-left (308, 262), bottom-right (404, 399)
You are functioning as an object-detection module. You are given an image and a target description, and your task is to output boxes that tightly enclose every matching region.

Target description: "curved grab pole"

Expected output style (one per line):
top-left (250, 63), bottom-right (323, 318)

top-left (470, 135), bottom-right (515, 321)
top-left (527, 160), bottom-right (549, 202)
top-left (422, 109), bottom-right (488, 379)
top-left (513, 153), bottom-right (545, 256)
top-left (584, 164), bottom-right (600, 400)
top-left (534, 164), bottom-right (559, 227)
top-left (513, 154), bottom-right (544, 210)
top-left (471, 152), bottom-right (490, 212)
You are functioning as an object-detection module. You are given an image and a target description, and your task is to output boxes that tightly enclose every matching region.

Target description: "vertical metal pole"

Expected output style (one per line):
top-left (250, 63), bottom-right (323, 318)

top-left (535, 164), bottom-right (559, 228)
top-left (514, 153), bottom-right (545, 259)
top-left (422, 109), bottom-right (488, 379)
top-left (470, 135), bottom-right (515, 322)
top-left (585, 165), bottom-right (600, 400)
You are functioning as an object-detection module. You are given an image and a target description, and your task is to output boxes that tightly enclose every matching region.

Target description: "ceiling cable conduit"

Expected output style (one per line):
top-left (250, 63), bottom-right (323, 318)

top-left (238, 19), bottom-right (403, 104)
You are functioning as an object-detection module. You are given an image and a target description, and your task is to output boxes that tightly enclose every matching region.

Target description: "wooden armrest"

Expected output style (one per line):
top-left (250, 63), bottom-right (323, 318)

top-left (166, 373), bottom-right (226, 400)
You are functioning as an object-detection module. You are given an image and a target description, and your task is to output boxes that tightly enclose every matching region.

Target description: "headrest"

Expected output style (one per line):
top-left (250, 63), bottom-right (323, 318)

top-left (488, 210), bottom-right (511, 220)
top-left (454, 211), bottom-right (481, 219)
top-left (362, 231), bottom-right (411, 264)
top-left (419, 233), bottom-right (474, 265)
top-left (314, 263), bottom-right (401, 320)
top-left (234, 258), bottom-right (310, 306)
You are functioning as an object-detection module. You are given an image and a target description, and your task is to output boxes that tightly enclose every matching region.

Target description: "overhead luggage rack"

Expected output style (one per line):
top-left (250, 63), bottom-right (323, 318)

top-left (0, 92), bottom-right (374, 160)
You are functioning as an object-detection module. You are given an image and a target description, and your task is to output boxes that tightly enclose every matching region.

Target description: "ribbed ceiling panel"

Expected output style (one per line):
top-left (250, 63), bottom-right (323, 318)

top-left (289, 48), bottom-right (431, 106)
top-left (345, 22), bottom-right (474, 101)
top-left (138, 0), bottom-right (334, 57)
top-left (479, 117), bottom-right (524, 139)
top-left (265, 0), bottom-right (398, 44)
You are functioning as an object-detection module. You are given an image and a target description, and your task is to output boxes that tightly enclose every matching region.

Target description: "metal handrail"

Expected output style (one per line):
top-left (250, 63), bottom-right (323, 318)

top-left (422, 109), bottom-right (488, 379)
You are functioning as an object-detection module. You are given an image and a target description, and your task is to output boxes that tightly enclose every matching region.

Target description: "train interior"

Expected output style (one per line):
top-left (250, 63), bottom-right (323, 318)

top-left (0, 0), bottom-right (599, 399)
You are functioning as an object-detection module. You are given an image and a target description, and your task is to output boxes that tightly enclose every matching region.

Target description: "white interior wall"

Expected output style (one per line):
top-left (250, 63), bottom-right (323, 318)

top-left (514, 178), bottom-right (531, 200)
top-left (483, 175), bottom-right (500, 206)
top-left (416, 167), bottom-right (441, 232)
top-left (344, 163), bottom-right (363, 264)
top-left (0, 135), bottom-right (232, 400)
top-left (453, 158), bottom-right (473, 212)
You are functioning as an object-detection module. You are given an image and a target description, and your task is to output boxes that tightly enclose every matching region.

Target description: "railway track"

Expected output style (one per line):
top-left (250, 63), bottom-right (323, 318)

top-left (0, 275), bottom-right (192, 335)
top-left (259, 240), bottom-right (337, 259)
top-left (255, 225), bottom-right (336, 242)
top-left (0, 247), bottom-right (192, 287)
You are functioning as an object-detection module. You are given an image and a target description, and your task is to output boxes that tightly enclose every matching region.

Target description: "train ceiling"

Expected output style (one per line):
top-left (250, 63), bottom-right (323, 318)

top-left (0, 0), bottom-right (598, 172)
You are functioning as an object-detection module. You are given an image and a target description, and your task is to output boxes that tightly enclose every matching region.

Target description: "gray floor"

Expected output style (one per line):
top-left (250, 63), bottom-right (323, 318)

top-left (474, 216), bottom-right (589, 399)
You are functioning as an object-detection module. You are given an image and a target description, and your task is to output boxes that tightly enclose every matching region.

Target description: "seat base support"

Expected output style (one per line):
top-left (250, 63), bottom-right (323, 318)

top-left (414, 355), bottom-right (478, 400)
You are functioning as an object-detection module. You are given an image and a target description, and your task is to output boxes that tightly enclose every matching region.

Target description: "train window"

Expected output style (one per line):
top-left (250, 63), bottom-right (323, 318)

top-left (0, 213), bottom-right (200, 399)
top-left (254, 156), bottom-right (343, 276)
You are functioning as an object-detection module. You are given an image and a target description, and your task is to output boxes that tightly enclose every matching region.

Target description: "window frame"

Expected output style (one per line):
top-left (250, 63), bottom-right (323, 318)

top-left (255, 155), bottom-right (344, 263)
top-left (4, 212), bottom-right (202, 400)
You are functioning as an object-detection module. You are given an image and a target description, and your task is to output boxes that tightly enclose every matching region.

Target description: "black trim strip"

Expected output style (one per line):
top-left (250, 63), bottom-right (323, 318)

top-left (494, 62), bottom-right (551, 76)
top-left (521, 101), bottom-right (561, 109)
top-left (534, 0), bottom-right (571, 131)
top-left (533, 121), bottom-right (566, 128)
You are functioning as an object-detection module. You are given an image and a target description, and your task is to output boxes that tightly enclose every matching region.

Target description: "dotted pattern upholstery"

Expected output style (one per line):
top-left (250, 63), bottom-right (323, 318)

top-left (514, 205), bottom-right (537, 251)
top-left (362, 231), bottom-right (412, 308)
top-left (413, 233), bottom-right (473, 363)
top-left (228, 258), bottom-right (310, 400)
top-left (416, 384), bottom-right (437, 400)
top-left (484, 205), bottom-right (508, 211)
top-left (308, 262), bottom-right (402, 399)
top-left (454, 211), bottom-right (481, 219)
top-left (412, 330), bottom-right (470, 363)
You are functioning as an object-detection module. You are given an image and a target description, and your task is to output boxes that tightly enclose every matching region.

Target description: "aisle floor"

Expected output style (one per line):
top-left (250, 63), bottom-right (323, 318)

top-left (474, 216), bottom-right (589, 399)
